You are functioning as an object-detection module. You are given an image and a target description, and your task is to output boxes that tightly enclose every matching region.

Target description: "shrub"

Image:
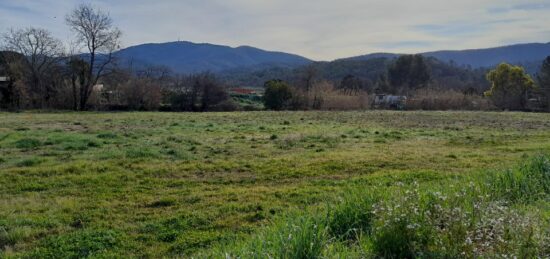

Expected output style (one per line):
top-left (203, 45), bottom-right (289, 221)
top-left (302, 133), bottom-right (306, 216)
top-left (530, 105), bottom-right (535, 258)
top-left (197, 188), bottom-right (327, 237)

top-left (263, 80), bottom-right (293, 110)
top-left (208, 99), bottom-right (239, 112)
top-left (119, 79), bottom-right (162, 111)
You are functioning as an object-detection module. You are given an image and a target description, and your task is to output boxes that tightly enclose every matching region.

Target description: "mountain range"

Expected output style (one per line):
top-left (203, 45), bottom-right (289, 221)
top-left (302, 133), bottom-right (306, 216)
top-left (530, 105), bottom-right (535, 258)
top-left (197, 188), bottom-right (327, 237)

top-left (344, 43), bottom-right (550, 68)
top-left (114, 41), bottom-right (550, 74)
top-left (115, 41), bottom-right (311, 74)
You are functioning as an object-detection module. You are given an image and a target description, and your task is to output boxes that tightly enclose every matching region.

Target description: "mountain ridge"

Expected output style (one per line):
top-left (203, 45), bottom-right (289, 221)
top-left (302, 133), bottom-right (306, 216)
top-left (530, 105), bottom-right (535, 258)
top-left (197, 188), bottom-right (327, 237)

top-left (343, 42), bottom-right (550, 68)
top-left (113, 41), bottom-right (550, 74)
top-left (114, 41), bottom-right (312, 74)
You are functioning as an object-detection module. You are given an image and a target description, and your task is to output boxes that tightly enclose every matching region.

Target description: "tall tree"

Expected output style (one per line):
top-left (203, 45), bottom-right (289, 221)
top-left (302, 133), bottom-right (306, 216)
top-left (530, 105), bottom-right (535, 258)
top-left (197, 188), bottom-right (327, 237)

top-left (537, 56), bottom-right (550, 110)
top-left (388, 55), bottom-right (430, 92)
top-left (340, 75), bottom-right (363, 94)
top-left (1, 27), bottom-right (64, 107)
top-left (66, 3), bottom-right (122, 110)
top-left (485, 63), bottom-right (535, 110)
top-left (66, 57), bottom-right (90, 110)
top-left (298, 64), bottom-right (317, 92)
top-left (0, 51), bottom-right (26, 109)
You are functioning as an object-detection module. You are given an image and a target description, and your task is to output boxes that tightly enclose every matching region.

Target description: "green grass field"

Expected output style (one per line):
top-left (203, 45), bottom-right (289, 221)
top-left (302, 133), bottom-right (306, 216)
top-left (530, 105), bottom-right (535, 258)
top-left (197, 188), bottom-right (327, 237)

top-left (0, 111), bottom-right (549, 258)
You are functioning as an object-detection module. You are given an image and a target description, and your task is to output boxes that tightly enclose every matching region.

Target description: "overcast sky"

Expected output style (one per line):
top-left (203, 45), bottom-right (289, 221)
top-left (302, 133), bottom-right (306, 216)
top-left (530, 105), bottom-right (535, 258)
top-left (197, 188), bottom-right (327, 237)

top-left (1, 0), bottom-right (549, 60)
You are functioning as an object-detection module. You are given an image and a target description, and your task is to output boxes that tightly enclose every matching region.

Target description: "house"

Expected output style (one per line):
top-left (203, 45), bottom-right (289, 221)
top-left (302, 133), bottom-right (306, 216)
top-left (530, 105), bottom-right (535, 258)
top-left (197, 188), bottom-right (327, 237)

top-left (374, 94), bottom-right (407, 109)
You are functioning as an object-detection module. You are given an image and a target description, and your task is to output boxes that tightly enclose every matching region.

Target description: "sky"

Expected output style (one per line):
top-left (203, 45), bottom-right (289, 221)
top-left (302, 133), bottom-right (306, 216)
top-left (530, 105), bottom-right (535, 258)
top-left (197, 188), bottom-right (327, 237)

top-left (0, 0), bottom-right (549, 61)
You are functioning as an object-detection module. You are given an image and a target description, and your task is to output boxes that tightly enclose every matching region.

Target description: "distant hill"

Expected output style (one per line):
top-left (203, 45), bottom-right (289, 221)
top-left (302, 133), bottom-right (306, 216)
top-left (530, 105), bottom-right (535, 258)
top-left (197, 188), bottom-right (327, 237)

top-left (113, 41), bottom-right (549, 85)
top-left (115, 41), bottom-right (312, 74)
top-left (344, 43), bottom-right (550, 69)
top-left (337, 53), bottom-right (400, 62)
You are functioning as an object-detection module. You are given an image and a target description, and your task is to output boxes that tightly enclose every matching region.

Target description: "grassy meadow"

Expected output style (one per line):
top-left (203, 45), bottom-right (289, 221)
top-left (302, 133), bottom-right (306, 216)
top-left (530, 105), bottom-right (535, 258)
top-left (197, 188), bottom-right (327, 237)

top-left (0, 111), bottom-right (549, 258)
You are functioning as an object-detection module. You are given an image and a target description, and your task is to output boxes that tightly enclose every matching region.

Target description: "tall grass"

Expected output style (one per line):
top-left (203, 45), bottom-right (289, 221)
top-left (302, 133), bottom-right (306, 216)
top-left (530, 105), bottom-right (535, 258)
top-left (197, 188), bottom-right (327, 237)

top-left (221, 215), bottom-right (328, 259)
top-left (325, 189), bottom-right (378, 241)
top-left (489, 154), bottom-right (550, 203)
top-left (209, 155), bottom-right (550, 258)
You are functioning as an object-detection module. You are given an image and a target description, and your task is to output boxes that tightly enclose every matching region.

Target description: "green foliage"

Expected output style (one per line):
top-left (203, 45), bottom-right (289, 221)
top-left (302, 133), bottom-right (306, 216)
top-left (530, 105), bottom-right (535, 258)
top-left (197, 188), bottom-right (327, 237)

top-left (538, 56), bottom-right (550, 110)
top-left (326, 189), bottom-right (377, 241)
top-left (14, 138), bottom-right (41, 149)
top-left (28, 230), bottom-right (121, 259)
top-left (538, 56), bottom-right (550, 89)
top-left (485, 63), bottom-right (536, 110)
top-left (490, 155), bottom-right (550, 203)
top-left (16, 157), bottom-right (43, 167)
top-left (263, 80), bottom-right (293, 110)
top-left (224, 215), bottom-right (328, 259)
top-left (388, 54), bottom-right (430, 91)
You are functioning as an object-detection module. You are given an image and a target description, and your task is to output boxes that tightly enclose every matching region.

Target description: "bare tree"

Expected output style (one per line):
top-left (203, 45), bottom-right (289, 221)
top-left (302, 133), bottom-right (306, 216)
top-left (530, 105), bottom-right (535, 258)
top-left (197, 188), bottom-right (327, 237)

top-left (1, 27), bottom-right (64, 107)
top-left (66, 3), bottom-right (121, 110)
top-left (300, 64), bottom-right (317, 92)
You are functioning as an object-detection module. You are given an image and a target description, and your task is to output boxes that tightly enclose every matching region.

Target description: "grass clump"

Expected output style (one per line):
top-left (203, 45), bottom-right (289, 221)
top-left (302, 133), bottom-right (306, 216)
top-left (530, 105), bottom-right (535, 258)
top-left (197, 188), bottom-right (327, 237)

top-left (16, 157), bottom-right (43, 167)
top-left (27, 229), bottom-right (122, 259)
top-left (222, 214), bottom-right (328, 259)
top-left (15, 138), bottom-right (41, 149)
top-left (489, 154), bottom-right (550, 203)
top-left (147, 198), bottom-right (177, 208)
top-left (326, 189), bottom-right (378, 241)
top-left (125, 147), bottom-right (158, 159)
top-left (96, 132), bottom-right (118, 139)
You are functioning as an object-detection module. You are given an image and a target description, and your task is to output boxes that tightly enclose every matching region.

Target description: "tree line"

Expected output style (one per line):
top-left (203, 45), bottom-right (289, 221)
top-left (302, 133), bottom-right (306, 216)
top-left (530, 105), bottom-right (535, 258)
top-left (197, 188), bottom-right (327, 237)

top-left (1, 4), bottom-right (549, 112)
top-left (262, 55), bottom-right (550, 112)
top-left (0, 4), bottom-right (235, 112)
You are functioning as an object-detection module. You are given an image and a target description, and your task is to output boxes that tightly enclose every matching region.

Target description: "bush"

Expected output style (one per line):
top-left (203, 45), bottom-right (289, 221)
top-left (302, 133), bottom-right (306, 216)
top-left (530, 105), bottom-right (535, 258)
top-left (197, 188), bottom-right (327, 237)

top-left (119, 79), bottom-right (162, 111)
top-left (168, 73), bottom-right (231, 112)
top-left (263, 80), bottom-right (293, 110)
top-left (208, 99), bottom-right (239, 112)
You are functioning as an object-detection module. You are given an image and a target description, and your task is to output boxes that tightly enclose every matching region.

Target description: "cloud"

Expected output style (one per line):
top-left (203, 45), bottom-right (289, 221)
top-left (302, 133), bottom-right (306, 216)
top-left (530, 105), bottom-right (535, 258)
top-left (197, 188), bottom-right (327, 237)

top-left (488, 2), bottom-right (550, 13)
top-left (0, 0), bottom-right (549, 60)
